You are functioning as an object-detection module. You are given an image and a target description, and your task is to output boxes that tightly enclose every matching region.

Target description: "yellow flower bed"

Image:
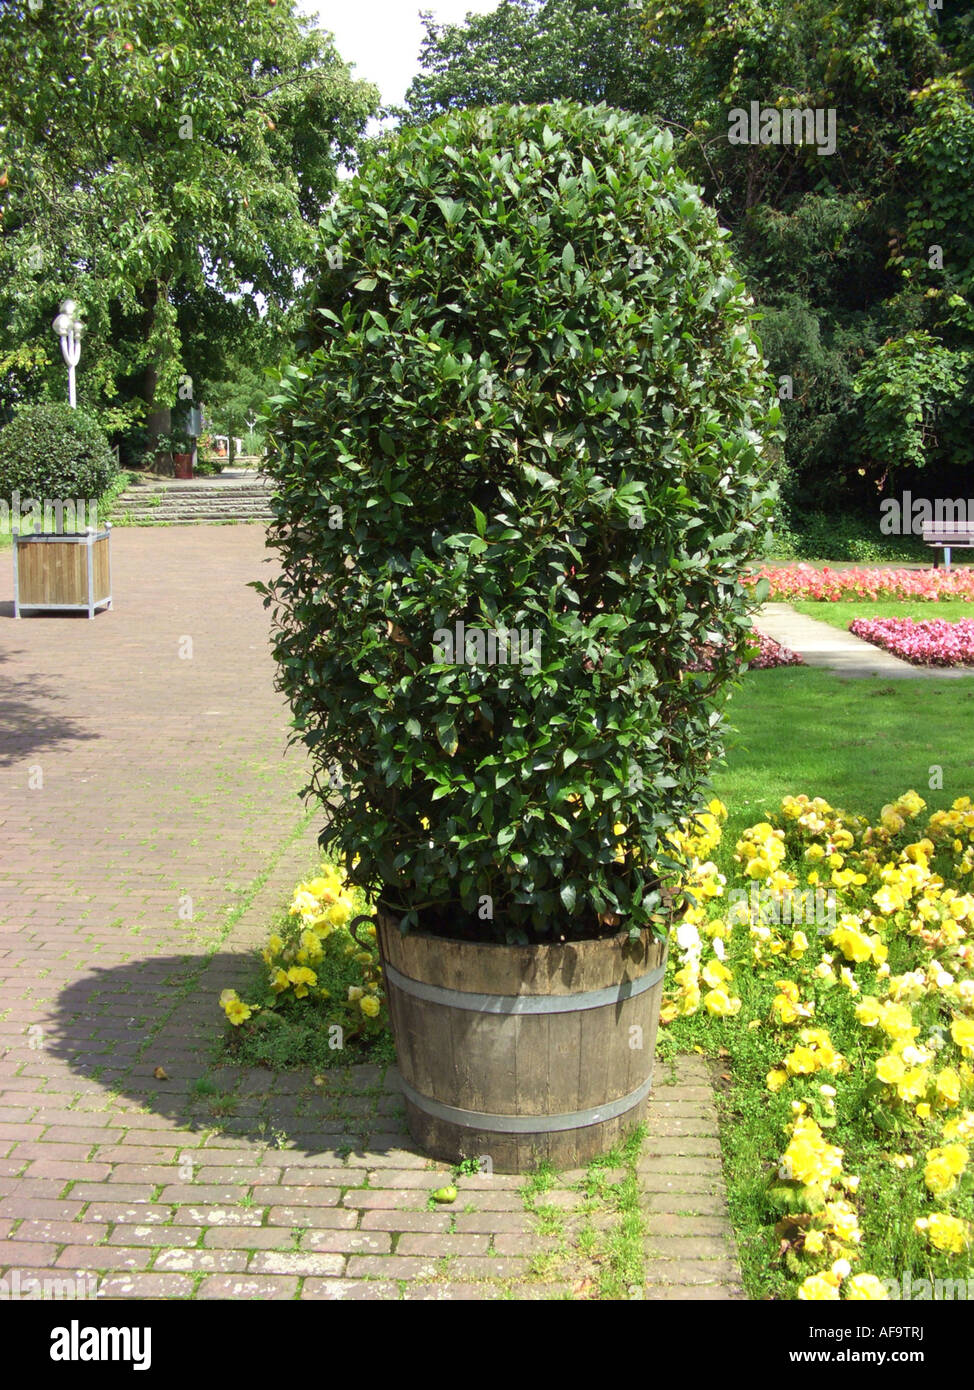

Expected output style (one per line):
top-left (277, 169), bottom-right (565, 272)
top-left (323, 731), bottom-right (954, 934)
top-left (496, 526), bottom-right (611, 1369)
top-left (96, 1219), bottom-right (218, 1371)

top-left (220, 860), bottom-right (386, 1045)
top-left (663, 791), bottom-right (974, 1299)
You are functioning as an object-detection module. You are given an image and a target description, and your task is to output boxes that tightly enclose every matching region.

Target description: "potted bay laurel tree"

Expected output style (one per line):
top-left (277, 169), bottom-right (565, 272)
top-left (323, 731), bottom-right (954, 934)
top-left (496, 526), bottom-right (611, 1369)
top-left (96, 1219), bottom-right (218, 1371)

top-left (260, 102), bottom-right (778, 1171)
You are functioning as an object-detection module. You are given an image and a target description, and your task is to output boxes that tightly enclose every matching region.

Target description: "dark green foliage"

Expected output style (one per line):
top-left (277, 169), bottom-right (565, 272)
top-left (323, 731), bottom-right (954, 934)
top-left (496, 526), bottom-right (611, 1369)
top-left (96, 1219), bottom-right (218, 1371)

top-left (261, 102), bottom-right (778, 944)
top-left (402, 0), bottom-right (680, 127)
top-left (408, 1), bottom-right (974, 513)
top-left (0, 402), bottom-right (116, 504)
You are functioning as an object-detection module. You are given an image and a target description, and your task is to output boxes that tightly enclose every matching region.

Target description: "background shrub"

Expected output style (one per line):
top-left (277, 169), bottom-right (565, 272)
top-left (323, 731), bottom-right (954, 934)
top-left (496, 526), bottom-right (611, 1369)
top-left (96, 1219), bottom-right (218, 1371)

top-left (0, 402), bottom-right (117, 505)
top-left (262, 101), bottom-right (779, 943)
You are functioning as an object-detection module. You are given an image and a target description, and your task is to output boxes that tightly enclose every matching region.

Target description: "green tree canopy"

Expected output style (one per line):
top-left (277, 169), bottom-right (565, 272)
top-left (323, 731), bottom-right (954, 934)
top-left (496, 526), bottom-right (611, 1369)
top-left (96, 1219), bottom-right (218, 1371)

top-left (404, 0), bottom-right (974, 505)
top-left (402, 0), bottom-right (680, 126)
top-left (0, 0), bottom-right (379, 442)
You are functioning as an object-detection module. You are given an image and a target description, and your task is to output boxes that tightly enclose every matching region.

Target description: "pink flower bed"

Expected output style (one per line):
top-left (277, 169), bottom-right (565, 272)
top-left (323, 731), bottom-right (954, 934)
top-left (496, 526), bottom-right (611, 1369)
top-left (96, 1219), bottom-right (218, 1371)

top-left (690, 631), bottom-right (803, 672)
top-left (849, 617), bottom-right (974, 667)
top-left (746, 564), bottom-right (974, 603)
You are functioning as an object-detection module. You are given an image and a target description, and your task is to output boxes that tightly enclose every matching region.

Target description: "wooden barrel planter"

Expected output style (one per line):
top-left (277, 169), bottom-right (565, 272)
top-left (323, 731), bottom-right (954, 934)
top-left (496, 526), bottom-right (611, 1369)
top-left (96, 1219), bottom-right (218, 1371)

top-left (13, 524), bottom-right (113, 619)
top-left (375, 907), bottom-right (668, 1173)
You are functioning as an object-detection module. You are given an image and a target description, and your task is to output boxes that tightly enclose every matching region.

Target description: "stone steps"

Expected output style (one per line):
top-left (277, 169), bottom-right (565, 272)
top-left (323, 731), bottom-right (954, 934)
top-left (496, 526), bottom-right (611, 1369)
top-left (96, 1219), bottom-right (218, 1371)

top-left (113, 478), bottom-right (276, 525)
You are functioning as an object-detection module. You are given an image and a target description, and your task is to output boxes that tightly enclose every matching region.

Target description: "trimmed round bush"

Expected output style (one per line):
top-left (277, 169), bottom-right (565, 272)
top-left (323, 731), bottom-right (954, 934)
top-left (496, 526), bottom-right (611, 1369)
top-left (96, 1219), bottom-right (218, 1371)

top-left (263, 102), bottom-right (778, 944)
top-left (0, 402), bottom-right (116, 505)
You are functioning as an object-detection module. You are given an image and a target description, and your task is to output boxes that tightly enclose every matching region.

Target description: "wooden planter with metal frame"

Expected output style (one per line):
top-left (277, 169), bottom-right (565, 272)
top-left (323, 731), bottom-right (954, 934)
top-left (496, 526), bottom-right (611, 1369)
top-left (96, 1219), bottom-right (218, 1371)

top-left (13, 524), bottom-right (113, 619)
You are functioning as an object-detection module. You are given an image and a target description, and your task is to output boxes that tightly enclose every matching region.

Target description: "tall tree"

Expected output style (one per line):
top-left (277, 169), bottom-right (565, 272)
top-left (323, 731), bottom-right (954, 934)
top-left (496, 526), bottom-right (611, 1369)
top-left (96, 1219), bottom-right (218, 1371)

top-left (0, 0), bottom-right (379, 446)
top-left (403, 0), bottom-right (974, 506)
top-left (402, 0), bottom-right (681, 125)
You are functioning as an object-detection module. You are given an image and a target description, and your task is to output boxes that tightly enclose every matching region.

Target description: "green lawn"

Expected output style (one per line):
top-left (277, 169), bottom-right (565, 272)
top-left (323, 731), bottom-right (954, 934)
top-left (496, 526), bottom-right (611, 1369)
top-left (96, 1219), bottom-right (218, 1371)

top-left (710, 666), bottom-right (974, 859)
top-left (791, 598), bottom-right (974, 632)
top-left (671, 665), bottom-right (974, 1299)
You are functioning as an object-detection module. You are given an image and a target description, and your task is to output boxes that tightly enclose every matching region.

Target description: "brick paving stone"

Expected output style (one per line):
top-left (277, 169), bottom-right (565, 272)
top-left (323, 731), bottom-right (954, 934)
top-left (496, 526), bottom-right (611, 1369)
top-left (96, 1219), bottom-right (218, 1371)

top-left (360, 1210), bottom-right (452, 1234)
top-left (197, 1273), bottom-right (300, 1295)
top-left (644, 1234), bottom-right (738, 1260)
top-left (277, 1168), bottom-right (369, 1188)
top-left (153, 1248), bottom-right (249, 1274)
top-left (433, 1256), bottom-right (531, 1280)
top-left (97, 1273), bottom-right (195, 1299)
top-left (204, 1228), bottom-right (301, 1251)
top-left (107, 1225), bottom-right (202, 1247)
top-left (55, 1245), bottom-right (152, 1271)
top-left (0, 1241), bottom-right (60, 1268)
top-left (643, 1191), bottom-right (729, 1217)
top-left (638, 1171), bottom-right (724, 1195)
top-left (452, 1212), bottom-right (535, 1234)
top-left (400, 1284), bottom-right (506, 1301)
top-left (341, 1189), bottom-right (432, 1211)
top-left (265, 1206), bottom-right (358, 1230)
top-left (364, 1168), bottom-right (451, 1189)
top-left (395, 1233), bottom-right (490, 1257)
top-left (639, 1061), bottom-right (745, 1300)
top-left (301, 1278), bottom-right (401, 1300)
top-left (491, 1233), bottom-right (562, 1255)
top-left (248, 1251), bottom-right (347, 1277)
top-left (197, 1275), bottom-right (301, 1300)
top-left (645, 1213), bottom-right (736, 1239)
top-left (638, 1154), bottom-right (723, 1176)
top-left (84, 1204), bottom-right (178, 1226)
top-left (643, 1283), bottom-right (747, 1301)
top-left (302, 1230), bottom-right (392, 1255)
top-left (7, 1221), bottom-right (109, 1246)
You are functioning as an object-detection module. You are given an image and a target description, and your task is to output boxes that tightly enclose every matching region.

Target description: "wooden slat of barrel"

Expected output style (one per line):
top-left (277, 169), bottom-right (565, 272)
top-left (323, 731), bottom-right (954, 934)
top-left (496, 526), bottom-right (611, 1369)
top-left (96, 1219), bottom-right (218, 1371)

top-left (378, 909), bottom-right (667, 1171)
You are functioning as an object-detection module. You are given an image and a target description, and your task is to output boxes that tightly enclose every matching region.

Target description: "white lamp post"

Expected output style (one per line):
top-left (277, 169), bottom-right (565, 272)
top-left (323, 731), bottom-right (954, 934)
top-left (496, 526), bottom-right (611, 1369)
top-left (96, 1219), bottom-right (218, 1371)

top-left (52, 299), bottom-right (84, 408)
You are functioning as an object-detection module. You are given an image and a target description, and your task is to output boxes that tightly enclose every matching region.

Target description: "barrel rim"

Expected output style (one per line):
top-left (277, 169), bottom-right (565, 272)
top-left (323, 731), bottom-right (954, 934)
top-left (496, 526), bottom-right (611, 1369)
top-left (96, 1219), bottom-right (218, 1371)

top-left (375, 902), bottom-right (666, 960)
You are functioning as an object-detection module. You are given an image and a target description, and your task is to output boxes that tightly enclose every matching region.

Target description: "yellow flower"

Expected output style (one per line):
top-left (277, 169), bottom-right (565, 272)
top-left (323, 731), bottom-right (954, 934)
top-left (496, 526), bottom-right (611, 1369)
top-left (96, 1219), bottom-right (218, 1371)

top-left (225, 999), bottom-right (253, 1026)
top-left (915, 1213), bottom-right (972, 1255)
top-left (261, 933), bottom-right (284, 963)
top-left (951, 1017), bottom-right (974, 1058)
top-left (701, 959), bottom-right (733, 988)
top-left (219, 988), bottom-right (239, 1008)
top-left (785, 1045), bottom-right (817, 1076)
top-left (360, 995), bottom-right (381, 1018)
top-left (703, 988), bottom-right (741, 1017)
top-left (804, 1229), bottom-right (826, 1255)
top-left (935, 1069), bottom-right (961, 1107)
top-left (855, 996), bottom-right (883, 1028)
top-left (300, 930), bottom-right (324, 961)
top-left (924, 1144), bottom-right (968, 1195)
top-left (798, 1273), bottom-right (841, 1300)
top-left (347, 985), bottom-right (364, 1002)
top-left (269, 968), bottom-right (289, 994)
top-left (845, 1274), bottom-right (889, 1301)
top-left (895, 1068), bottom-right (928, 1103)
top-left (830, 918), bottom-right (873, 964)
top-left (766, 1069), bottom-right (788, 1093)
top-left (286, 965), bottom-right (317, 998)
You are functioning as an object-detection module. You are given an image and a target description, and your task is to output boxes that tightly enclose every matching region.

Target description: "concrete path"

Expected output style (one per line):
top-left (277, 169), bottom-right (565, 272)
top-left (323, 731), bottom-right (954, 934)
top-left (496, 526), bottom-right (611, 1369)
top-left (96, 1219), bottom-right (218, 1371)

top-left (756, 602), bottom-right (974, 679)
top-left (0, 526), bottom-right (743, 1300)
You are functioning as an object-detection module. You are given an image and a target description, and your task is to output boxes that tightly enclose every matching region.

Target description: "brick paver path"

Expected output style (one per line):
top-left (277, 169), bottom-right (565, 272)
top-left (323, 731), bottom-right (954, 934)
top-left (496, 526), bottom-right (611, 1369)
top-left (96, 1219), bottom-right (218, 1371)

top-left (0, 526), bottom-right (744, 1300)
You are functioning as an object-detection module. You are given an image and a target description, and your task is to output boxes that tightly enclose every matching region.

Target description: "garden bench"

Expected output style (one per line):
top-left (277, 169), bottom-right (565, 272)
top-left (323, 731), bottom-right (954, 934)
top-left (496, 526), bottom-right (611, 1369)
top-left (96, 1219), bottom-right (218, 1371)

top-left (922, 520), bottom-right (974, 570)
